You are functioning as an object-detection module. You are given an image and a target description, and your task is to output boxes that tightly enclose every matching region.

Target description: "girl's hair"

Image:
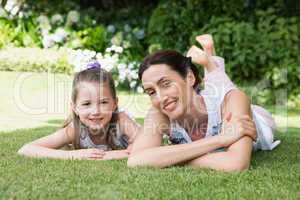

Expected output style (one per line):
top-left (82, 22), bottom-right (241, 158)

top-left (63, 66), bottom-right (119, 149)
top-left (138, 50), bottom-right (201, 91)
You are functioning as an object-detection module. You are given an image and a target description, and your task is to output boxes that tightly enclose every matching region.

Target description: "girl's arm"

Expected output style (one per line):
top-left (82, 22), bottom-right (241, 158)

top-left (18, 125), bottom-right (104, 160)
top-left (127, 107), bottom-right (256, 168)
top-left (118, 111), bottom-right (141, 150)
top-left (187, 90), bottom-right (254, 172)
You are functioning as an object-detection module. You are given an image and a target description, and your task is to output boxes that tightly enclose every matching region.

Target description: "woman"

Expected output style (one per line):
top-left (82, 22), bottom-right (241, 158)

top-left (127, 35), bottom-right (279, 171)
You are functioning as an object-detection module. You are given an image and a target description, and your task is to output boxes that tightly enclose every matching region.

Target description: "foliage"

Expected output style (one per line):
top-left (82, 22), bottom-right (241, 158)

top-left (0, 0), bottom-right (299, 102)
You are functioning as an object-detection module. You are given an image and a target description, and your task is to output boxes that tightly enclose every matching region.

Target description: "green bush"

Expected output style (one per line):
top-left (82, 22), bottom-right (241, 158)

top-left (0, 47), bottom-right (72, 74)
top-left (76, 26), bottom-right (108, 52)
top-left (190, 8), bottom-right (300, 103)
top-left (147, 1), bottom-right (299, 103)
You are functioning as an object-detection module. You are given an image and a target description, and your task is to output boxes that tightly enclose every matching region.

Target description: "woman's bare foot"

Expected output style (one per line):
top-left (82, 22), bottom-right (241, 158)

top-left (187, 45), bottom-right (217, 73)
top-left (195, 34), bottom-right (216, 57)
top-left (187, 45), bottom-right (209, 66)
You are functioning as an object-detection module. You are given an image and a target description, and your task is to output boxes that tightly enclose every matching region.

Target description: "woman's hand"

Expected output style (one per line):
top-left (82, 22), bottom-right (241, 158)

top-left (102, 150), bottom-right (130, 160)
top-left (218, 113), bottom-right (257, 147)
top-left (69, 148), bottom-right (105, 160)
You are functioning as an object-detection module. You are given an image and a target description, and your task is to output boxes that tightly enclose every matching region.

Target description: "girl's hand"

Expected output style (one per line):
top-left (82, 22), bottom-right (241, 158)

top-left (102, 150), bottom-right (130, 160)
top-left (218, 113), bottom-right (257, 147)
top-left (69, 148), bottom-right (105, 160)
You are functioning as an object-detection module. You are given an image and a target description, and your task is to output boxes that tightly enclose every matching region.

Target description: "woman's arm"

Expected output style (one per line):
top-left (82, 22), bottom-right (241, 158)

top-left (186, 90), bottom-right (255, 172)
top-left (127, 106), bottom-right (255, 168)
top-left (18, 125), bottom-right (104, 160)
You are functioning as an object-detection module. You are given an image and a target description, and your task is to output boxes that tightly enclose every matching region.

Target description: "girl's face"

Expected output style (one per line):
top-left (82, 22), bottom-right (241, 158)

top-left (73, 81), bottom-right (117, 132)
top-left (141, 64), bottom-right (195, 120)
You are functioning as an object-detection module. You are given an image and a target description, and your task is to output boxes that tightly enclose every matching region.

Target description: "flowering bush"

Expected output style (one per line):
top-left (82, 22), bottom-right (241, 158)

top-left (68, 45), bottom-right (143, 93)
top-left (0, 1), bottom-right (148, 91)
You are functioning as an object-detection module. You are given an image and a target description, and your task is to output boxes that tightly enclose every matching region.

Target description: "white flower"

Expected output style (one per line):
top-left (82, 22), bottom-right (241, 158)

top-left (51, 14), bottom-right (64, 24)
top-left (98, 54), bottom-right (118, 71)
top-left (130, 70), bottom-right (138, 80)
top-left (67, 10), bottom-right (80, 24)
top-left (134, 29), bottom-right (145, 40)
top-left (106, 45), bottom-right (123, 54)
top-left (67, 49), bottom-right (98, 72)
top-left (82, 49), bottom-right (96, 59)
top-left (123, 40), bottom-right (131, 49)
top-left (52, 28), bottom-right (68, 43)
top-left (4, 0), bottom-right (14, 11)
top-left (114, 46), bottom-right (123, 53)
top-left (107, 25), bottom-right (116, 33)
top-left (117, 63), bottom-right (126, 71)
top-left (96, 52), bottom-right (103, 60)
top-left (0, 7), bottom-right (7, 18)
top-left (18, 11), bottom-right (24, 18)
top-left (37, 15), bottom-right (51, 32)
top-left (137, 86), bottom-right (144, 94)
top-left (4, 0), bottom-right (21, 16)
top-left (130, 81), bottom-right (137, 88)
top-left (37, 15), bottom-right (49, 24)
top-left (128, 63), bottom-right (134, 70)
top-left (42, 35), bottom-right (55, 48)
top-left (124, 24), bottom-right (131, 32)
top-left (105, 47), bottom-right (112, 53)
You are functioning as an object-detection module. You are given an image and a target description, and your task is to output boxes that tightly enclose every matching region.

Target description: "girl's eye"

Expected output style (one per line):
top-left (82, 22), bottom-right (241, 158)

top-left (82, 102), bottom-right (90, 106)
top-left (100, 101), bottom-right (108, 104)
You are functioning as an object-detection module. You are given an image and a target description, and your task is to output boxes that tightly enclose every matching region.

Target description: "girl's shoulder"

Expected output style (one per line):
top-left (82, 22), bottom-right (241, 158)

top-left (62, 121), bottom-right (76, 141)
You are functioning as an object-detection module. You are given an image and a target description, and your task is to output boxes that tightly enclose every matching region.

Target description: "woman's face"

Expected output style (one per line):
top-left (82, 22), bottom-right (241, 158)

top-left (141, 64), bottom-right (194, 120)
top-left (73, 81), bottom-right (117, 133)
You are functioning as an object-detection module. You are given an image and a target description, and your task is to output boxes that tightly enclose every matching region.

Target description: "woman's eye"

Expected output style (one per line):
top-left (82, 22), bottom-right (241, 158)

top-left (162, 80), bottom-right (171, 87)
top-left (147, 91), bottom-right (156, 96)
top-left (100, 101), bottom-right (108, 104)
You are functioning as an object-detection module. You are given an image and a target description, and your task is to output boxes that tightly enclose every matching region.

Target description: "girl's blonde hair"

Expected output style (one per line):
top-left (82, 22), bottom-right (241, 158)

top-left (63, 67), bottom-right (119, 149)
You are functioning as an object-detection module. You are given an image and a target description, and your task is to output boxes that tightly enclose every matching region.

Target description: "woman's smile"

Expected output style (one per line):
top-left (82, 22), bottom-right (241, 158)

top-left (163, 99), bottom-right (178, 112)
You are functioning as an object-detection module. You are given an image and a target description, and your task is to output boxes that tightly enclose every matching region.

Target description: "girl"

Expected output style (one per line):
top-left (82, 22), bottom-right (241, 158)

top-left (127, 35), bottom-right (279, 171)
top-left (18, 61), bottom-right (140, 160)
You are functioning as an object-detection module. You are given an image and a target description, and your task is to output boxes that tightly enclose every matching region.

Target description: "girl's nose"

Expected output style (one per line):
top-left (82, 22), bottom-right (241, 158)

top-left (91, 104), bottom-right (101, 115)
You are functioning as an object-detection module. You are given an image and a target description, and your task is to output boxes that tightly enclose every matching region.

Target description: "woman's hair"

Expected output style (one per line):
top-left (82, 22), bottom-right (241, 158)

top-left (138, 50), bottom-right (202, 91)
top-left (63, 66), bottom-right (119, 149)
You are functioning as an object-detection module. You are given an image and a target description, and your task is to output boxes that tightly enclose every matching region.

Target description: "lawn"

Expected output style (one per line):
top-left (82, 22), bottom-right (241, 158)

top-left (1, 71), bottom-right (300, 199)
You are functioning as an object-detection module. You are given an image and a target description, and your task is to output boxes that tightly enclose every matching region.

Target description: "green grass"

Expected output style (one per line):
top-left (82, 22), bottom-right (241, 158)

top-left (1, 116), bottom-right (300, 200)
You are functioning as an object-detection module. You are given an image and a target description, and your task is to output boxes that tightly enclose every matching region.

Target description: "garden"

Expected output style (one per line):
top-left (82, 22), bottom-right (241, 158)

top-left (0, 0), bottom-right (299, 199)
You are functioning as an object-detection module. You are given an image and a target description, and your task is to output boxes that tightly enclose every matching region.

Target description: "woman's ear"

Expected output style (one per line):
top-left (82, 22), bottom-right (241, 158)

top-left (186, 70), bottom-right (196, 87)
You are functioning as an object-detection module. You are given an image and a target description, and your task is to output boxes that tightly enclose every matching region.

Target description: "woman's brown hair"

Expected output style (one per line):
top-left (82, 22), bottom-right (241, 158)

top-left (138, 50), bottom-right (202, 92)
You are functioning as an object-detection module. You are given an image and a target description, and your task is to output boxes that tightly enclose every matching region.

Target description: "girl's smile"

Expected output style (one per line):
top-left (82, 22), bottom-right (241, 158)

top-left (73, 81), bottom-right (117, 131)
